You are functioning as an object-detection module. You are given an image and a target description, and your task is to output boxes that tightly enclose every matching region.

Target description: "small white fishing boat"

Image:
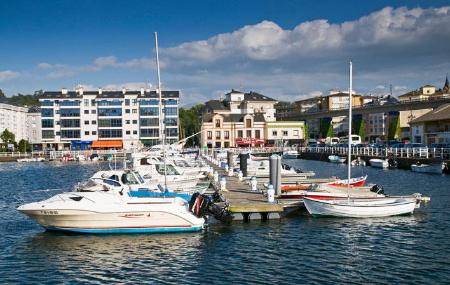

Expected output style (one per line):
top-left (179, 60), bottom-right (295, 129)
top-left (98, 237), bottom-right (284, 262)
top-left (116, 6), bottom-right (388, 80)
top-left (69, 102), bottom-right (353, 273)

top-left (303, 196), bottom-right (418, 218)
top-left (328, 155), bottom-right (346, 163)
top-left (351, 157), bottom-right (366, 166)
top-left (282, 150), bottom-right (299, 159)
top-left (369, 158), bottom-right (389, 169)
top-left (17, 157), bottom-right (45, 162)
top-left (411, 162), bottom-right (445, 174)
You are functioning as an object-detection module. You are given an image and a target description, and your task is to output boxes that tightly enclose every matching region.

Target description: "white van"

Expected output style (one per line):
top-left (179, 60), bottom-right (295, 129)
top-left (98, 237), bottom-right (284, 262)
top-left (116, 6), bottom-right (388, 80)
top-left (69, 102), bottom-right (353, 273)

top-left (339, 135), bottom-right (362, 145)
top-left (325, 137), bottom-right (340, 145)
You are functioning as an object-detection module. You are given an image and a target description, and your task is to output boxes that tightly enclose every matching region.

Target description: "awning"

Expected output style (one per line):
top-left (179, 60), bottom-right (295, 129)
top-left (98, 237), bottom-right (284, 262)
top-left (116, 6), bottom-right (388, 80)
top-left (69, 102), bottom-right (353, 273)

top-left (91, 140), bottom-right (123, 148)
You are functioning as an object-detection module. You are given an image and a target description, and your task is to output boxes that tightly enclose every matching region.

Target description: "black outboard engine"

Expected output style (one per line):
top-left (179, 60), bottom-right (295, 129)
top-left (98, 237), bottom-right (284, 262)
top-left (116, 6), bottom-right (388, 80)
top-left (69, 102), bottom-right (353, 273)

top-left (370, 184), bottom-right (384, 195)
top-left (387, 157), bottom-right (398, 168)
top-left (188, 193), bottom-right (211, 218)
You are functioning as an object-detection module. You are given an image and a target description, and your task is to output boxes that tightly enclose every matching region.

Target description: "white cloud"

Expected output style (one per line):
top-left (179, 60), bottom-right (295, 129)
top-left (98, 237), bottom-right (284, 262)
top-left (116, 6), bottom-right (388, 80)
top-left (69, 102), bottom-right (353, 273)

top-left (0, 70), bottom-right (20, 82)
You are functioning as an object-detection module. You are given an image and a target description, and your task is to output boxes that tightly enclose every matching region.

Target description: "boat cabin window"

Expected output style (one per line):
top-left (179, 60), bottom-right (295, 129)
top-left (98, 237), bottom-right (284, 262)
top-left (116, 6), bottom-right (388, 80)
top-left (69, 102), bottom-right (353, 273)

top-left (134, 172), bottom-right (145, 184)
top-left (121, 173), bottom-right (139, 185)
top-left (156, 164), bottom-right (180, 175)
top-left (109, 175), bottom-right (119, 181)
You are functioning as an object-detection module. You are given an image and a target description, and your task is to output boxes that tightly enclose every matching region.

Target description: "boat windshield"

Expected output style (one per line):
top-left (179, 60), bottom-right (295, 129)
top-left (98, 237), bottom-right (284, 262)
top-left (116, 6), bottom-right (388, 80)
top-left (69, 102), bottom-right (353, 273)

top-left (156, 164), bottom-right (180, 175)
top-left (121, 172), bottom-right (139, 185)
top-left (174, 160), bottom-right (189, 167)
top-left (133, 171), bottom-right (145, 184)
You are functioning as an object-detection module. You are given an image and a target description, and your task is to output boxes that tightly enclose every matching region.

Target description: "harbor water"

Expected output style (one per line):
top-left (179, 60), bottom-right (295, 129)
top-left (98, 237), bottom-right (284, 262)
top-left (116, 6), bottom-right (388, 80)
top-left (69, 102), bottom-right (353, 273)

top-left (1, 160), bottom-right (449, 284)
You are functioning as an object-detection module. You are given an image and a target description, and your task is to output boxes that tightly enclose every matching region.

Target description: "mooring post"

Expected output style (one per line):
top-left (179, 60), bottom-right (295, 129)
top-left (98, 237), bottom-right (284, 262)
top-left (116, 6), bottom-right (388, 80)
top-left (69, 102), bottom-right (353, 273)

top-left (239, 152), bottom-right (248, 177)
top-left (270, 154), bottom-right (282, 196)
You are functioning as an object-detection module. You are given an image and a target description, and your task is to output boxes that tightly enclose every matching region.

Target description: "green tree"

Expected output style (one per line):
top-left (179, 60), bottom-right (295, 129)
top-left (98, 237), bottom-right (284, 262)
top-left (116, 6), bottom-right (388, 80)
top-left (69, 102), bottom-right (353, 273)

top-left (18, 139), bottom-right (31, 152)
top-left (388, 117), bottom-right (401, 140)
top-left (303, 123), bottom-right (309, 144)
top-left (0, 129), bottom-right (16, 151)
top-left (320, 119), bottom-right (333, 138)
top-left (179, 104), bottom-right (204, 147)
top-left (352, 119), bottom-right (366, 142)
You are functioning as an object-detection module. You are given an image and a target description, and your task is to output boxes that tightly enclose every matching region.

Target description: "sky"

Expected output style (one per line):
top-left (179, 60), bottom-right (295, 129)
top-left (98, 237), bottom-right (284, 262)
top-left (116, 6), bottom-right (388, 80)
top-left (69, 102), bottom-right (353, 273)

top-left (1, 0), bottom-right (450, 106)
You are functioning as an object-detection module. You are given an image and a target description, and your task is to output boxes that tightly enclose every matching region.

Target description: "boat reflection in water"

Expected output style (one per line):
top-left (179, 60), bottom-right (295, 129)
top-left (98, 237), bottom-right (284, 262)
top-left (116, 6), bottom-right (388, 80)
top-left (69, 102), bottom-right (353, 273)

top-left (25, 231), bottom-right (205, 283)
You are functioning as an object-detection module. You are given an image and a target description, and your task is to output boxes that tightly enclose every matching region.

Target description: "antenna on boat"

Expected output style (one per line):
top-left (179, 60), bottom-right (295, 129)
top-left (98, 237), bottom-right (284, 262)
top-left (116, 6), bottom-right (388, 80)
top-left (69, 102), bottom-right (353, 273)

top-left (347, 60), bottom-right (353, 200)
top-left (154, 32), bottom-right (168, 191)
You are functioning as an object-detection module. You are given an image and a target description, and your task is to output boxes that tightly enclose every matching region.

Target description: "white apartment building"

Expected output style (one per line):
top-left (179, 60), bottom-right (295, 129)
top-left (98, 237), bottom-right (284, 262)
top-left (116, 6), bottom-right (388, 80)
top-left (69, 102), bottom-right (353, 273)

top-left (0, 103), bottom-right (41, 145)
top-left (39, 88), bottom-right (179, 150)
top-left (265, 121), bottom-right (304, 145)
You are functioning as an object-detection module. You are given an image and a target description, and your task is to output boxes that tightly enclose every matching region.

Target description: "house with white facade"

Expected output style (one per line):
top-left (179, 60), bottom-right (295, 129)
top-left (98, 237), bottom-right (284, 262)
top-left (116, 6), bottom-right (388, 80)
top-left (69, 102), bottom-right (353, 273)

top-left (0, 103), bottom-right (41, 147)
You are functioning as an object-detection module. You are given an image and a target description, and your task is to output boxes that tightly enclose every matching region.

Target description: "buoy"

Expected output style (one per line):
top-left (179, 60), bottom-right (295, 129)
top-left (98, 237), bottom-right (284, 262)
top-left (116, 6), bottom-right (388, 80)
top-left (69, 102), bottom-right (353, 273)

top-left (238, 170), bottom-right (243, 181)
top-left (267, 184), bottom-right (275, 203)
top-left (220, 177), bottom-right (227, 192)
top-left (250, 176), bottom-right (258, 192)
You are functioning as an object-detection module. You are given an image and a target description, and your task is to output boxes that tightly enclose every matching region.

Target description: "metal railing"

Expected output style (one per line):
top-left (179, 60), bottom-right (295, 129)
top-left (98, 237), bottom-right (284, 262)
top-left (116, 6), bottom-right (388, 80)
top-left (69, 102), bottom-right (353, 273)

top-left (301, 146), bottom-right (450, 159)
top-left (0, 152), bottom-right (32, 158)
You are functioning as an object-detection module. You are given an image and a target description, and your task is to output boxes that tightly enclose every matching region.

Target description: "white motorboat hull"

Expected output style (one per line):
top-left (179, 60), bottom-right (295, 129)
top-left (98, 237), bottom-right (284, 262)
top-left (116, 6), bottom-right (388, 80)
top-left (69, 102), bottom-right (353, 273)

top-left (411, 164), bottom-right (443, 174)
top-left (303, 197), bottom-right (417, 218)
top-left (369, 159), bottom-right (389, 169)
top-left (18, 192), bottom-right (204, 234)
top-left (328, 155), bottom-right (345, 163)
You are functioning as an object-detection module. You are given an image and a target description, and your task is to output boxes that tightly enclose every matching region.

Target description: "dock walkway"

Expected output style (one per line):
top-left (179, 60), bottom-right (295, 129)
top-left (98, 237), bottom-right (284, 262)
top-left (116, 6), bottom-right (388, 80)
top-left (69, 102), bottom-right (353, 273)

top-left (205, 159), bottom-right (299, 221)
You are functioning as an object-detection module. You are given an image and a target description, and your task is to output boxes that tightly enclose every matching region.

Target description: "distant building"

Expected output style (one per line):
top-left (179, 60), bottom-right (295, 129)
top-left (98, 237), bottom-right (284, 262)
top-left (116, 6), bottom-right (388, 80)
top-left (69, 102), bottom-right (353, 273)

top-left (398, 76), bottom-right (450, 102)
top-left (39, 87), bottom-right (179, 150)
top-left (0, 103), bottom-right (41, 147)
top-left (265, 121), bottom-right (304, 145)
top-left (201, 89), bottom-right (305, 147)
top-left (409, 103), bottom-right (450, 144)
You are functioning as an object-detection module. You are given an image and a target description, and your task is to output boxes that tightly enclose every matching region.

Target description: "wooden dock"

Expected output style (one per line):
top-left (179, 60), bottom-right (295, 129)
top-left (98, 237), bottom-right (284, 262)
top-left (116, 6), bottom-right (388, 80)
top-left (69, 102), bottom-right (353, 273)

top-left (205, 160), bottom-right (301, 222)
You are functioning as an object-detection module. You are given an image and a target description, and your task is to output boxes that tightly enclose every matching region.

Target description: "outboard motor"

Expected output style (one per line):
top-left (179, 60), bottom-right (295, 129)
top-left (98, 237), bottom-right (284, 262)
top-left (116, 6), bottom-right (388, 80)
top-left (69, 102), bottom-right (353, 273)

top-left (370, 184), bottom-right (384, 195)
top-left (388, 157), bottom-right (398, 168)
top-left (188, 192), bottom-right (233, 223)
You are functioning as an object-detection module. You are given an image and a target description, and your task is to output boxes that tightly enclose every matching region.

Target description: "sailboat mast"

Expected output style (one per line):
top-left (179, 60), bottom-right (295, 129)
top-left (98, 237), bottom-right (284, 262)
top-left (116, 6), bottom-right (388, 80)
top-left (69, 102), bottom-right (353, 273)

top-left (154, 32), bottom-right (167, 190)
top-left (347, 61), bottom-right (353, 195)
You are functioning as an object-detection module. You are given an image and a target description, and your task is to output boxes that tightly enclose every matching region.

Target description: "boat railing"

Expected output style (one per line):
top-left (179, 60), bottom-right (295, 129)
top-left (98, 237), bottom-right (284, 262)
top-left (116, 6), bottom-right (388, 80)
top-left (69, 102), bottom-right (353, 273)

top-left (13, 188), bottom-right (68, 207)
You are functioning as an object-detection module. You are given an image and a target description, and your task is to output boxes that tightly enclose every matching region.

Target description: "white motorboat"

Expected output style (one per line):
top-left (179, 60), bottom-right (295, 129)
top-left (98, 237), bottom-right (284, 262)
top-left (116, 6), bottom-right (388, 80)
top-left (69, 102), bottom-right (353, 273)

top-left (328, 155), bottom-right (346, 163)
top-left (17, 157), bottom-right (45, 162)
top-left (17, 170), bottom-right (205, 234)
top-left (351, 157), bottom-right (366, 166)
top-left (303, 197), bottom-right (418, 218)
top-left (411, 162), bottom-right (445, 174)
top-left (282, 150), bottom-right (299, 159)
top-left (369, 158), bottom-right (389, 169)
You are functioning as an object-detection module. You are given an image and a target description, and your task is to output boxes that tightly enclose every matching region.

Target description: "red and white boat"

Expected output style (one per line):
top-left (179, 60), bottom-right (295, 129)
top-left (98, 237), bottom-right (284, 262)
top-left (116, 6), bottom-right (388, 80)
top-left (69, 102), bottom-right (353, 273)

top-left (325, 175), bottom-right (367, 187)
top-left (278, 182), bottom-right (383, 201)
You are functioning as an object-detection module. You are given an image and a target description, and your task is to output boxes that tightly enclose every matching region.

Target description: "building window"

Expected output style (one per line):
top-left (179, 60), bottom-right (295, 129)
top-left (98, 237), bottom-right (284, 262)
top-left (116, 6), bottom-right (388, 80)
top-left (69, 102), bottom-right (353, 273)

top-left (84, 99), bottom-right (89, 106)
top-left (98, 119), bottom-right (122, 128)
top-left (140, 99), bottom-right (159, 105)
top-left (41, 109), bottom-right (54, 117)
top-left (91, 110), bottom-right (96, 114)
top-left (91, 99), bottom-right (96, 106)
top-left (140, 128), bottom-right (159, 137)
top-left (215, 131), bottom-right (221, 139)
top-left (133, 130), bottom-right (137, 135)
top-left (140, 107), bottom-right (158, 116)
top-left (84, 120), bottom-right (89, 125)
top-left (84, 110), bottom-right (89, 114)
top-left (215, 119), bottom-right (221, 128)
top-left (85, 131), bottom-right (89, 135)
top-left (126, 120), bottom-right (130, 124)
top-left (166, 128), bottom-right (178, 137)
top-left (126, 109), bottom-right (131, 114)
top-left (165, 118), bottom-right (178, 126)
top-left (92, 120), bottom-right (96, 125)
top-left (272, 131), bottom-right (277, 136)
top-left (92, 131), bottom-right (97, 135)
top-left (246, 119), bottom-right (252, 128)
top-left (132, 120), bottom-right (137, 124)
top-left (164, 107), bottom-right (177, 116)
top-left (207, 131), bottom-right (212, 139)
top-left (98, 129), bottom-right (122, 138)
top-left (41, 119), bottom-right (54, 128)
top-left (126, 131), bottom-right (131, 135)
top-left (224, 142), bottom-right (229, 148)
top-left (42, 130), bottom-right (54, 139)
top-left (125, 99), bottom-right (130, 106)
top-left (132, 109), bottom-right (138, 114)
top-left (224, 131), bottom-right (230, 139)
top-left (283, 131), bottom-right (288, 136)
top-left (61, 119), bottom-right (81, 128)
top-left (293, 130), bottom-right (299, 136)
top-left (98, 108), bottom-right (122, 117)
top-left (238, 130), bottom-right (243, 138)
top-left (246, 130), bottom-right (251, 138)
top-left (255, 130), bottom-right (260, 139)
top-left (61, 130), bottom-right (81, 138)
top-left (132, 99), bottom-right (138, 106)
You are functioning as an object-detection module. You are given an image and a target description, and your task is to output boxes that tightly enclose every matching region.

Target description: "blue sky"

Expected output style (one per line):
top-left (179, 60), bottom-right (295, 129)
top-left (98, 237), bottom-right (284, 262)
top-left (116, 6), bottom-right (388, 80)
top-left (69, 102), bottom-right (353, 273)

top-left (1, 0), bottom-right (450, 105)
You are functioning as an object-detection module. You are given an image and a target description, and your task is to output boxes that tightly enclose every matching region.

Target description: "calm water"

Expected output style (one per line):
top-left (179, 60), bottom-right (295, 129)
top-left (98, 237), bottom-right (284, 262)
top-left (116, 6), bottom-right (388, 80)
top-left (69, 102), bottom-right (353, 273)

top-left (1, 160), bottom-right (449, 284)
